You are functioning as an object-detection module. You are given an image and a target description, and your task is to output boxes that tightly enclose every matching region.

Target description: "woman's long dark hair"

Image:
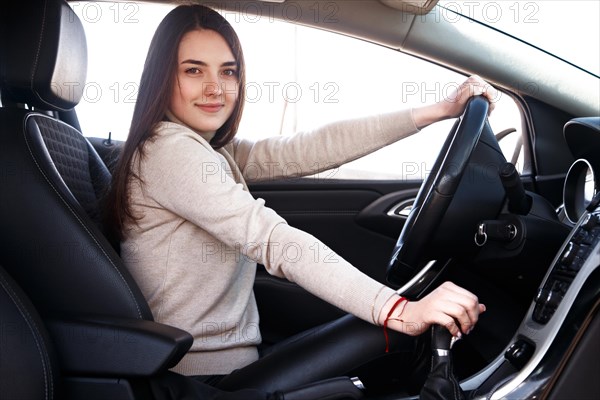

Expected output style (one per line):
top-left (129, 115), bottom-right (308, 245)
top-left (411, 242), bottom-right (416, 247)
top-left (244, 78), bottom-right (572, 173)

top-left (105, 5), bottom-right (246, 240)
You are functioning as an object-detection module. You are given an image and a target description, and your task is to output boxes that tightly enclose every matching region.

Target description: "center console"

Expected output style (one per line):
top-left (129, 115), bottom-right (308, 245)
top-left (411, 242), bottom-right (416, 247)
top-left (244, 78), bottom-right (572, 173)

top-left (460, 203), bottom-right (600, 399)
top-left (533, 212), bottom-right (600, 324)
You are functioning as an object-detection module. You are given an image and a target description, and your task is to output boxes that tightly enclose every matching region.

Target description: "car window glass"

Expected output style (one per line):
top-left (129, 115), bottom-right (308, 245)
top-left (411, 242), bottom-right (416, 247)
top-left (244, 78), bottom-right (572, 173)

top-left (438, 0), bottom-right (599, 75)
top-left (74, 2), bottom-right (524, 180)
top-left (72, 2), bottom-right (172, 139)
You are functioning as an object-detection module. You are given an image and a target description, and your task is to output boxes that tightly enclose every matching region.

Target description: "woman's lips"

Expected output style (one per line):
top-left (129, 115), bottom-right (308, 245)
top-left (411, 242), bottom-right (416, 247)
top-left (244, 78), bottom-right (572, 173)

top-left (196, 103), bottom-right (224, 113)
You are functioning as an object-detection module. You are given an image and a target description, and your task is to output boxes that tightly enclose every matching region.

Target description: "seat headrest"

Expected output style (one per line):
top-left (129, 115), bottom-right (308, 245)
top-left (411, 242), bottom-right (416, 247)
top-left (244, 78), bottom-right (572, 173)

top-left (0, 0), bottom-right (87, 111)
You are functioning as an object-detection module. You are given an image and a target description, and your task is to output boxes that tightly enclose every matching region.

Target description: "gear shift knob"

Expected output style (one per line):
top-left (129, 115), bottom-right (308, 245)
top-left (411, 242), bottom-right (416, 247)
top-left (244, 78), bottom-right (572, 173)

top-left (431, 324), bottom-right (453, 351)
top-left (419, 325), bottom-right (466, 400)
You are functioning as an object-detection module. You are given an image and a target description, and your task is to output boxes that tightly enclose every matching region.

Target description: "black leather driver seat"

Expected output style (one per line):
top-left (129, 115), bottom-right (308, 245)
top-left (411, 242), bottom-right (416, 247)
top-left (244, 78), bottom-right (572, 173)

top-left (0, 0), bottom-right (151, 321)
top-left (0, 265), bottom-right (59, 399)
top-left (0, 1), bottom-right (195, 398)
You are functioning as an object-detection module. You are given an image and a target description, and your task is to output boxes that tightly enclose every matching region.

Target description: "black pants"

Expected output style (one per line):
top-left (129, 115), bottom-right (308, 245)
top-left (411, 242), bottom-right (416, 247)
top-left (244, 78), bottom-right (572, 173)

top-left (217, 314), bottom-right (415, 393)
top-left (150, 314), bottom-right (415, 398)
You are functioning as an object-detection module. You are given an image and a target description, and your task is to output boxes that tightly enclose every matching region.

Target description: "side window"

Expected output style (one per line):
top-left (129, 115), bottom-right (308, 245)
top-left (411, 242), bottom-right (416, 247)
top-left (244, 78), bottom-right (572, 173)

top-left (232, 18), bottom-right (524, 180)
top-left (74, 2), bottom-right (524, 179)
top-left (72, 2), bottom-right (172, 139)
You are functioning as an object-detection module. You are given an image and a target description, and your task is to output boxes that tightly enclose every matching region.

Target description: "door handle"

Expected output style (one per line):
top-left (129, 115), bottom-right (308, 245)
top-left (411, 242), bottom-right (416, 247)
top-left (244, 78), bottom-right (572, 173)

top-left (387, 199), bottom-right (414, 218)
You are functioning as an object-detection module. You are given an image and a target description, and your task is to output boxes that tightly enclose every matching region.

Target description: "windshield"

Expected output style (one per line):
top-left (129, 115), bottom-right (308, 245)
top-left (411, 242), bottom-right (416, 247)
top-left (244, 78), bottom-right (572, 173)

top-left (438, 0), bottom-right (599, 76)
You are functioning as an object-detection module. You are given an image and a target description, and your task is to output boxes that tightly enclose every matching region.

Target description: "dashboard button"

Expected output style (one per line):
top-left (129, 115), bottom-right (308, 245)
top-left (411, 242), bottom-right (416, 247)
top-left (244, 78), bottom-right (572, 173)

top-left (560, 242), bottom-right (578, 265)
top-left (505, 339), bottom-right (535, 369)
top-left (571, 229), bottom-right (590, 244)
top-left (581, 213), bottom-right (600, 231)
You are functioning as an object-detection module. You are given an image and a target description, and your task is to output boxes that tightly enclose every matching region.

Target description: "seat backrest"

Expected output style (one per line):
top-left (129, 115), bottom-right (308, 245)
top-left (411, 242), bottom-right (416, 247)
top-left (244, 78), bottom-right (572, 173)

top-left (0, 0), bottom-right (152, 321)
top-left (0, 264), bottom-right (60, 399)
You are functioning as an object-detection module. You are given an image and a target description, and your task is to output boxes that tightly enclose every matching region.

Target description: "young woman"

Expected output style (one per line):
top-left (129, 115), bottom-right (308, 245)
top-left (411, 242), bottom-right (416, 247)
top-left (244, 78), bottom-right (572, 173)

top-left (107, 4), bottom-right (495, 392)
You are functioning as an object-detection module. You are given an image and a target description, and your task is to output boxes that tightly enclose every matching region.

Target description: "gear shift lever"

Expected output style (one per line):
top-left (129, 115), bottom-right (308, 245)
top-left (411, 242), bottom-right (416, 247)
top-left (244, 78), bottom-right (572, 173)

top-left (419, 325), bottom-right (466, 400)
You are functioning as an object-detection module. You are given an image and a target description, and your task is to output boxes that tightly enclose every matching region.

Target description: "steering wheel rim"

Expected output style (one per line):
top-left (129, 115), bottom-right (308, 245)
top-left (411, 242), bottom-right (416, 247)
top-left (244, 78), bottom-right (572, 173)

top-left (386, 96), bottom-right (493, 288)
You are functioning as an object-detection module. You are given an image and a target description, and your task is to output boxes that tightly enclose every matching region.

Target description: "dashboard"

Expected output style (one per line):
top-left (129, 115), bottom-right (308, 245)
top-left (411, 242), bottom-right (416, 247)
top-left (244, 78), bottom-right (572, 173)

top-left (461, 117), bottom-right (600, 399)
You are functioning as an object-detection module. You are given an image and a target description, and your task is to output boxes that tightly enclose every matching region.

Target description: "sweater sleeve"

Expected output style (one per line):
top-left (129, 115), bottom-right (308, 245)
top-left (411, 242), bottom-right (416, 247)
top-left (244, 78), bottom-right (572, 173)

top-left (139, 127), bottom-right (397, 325)
top-left (265, 223), bottom-right (397, 325)
top-left (230, 109), bottom-right (419, 182)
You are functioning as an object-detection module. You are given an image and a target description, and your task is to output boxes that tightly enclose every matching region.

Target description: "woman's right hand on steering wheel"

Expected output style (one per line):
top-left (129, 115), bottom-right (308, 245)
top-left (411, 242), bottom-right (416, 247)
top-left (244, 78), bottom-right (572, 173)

top-left (411, 75), bottom-right (498, 129)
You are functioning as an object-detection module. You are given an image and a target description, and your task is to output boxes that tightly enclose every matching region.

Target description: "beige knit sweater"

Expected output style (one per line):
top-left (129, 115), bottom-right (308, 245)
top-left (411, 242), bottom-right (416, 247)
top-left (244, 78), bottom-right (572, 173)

top-left (121, 109), bottom-right (419, 375)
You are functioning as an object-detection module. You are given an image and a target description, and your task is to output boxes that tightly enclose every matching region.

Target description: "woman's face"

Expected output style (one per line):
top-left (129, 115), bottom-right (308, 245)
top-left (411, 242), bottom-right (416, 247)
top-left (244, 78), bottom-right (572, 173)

top-left (170, 29), bottom-right (239, 137)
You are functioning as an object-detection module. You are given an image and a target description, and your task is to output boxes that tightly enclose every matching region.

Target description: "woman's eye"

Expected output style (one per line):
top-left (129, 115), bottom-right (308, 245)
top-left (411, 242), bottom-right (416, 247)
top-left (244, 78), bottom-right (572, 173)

top-left (185, 67), bottom-right (201, 74)
top-left (222, 69), bottom-right (237, 77)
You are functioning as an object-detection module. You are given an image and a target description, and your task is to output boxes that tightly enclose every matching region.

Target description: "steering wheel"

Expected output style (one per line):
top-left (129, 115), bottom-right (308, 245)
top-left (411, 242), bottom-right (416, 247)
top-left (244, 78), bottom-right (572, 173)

top-left (386, 96), bottom-right (506, 289)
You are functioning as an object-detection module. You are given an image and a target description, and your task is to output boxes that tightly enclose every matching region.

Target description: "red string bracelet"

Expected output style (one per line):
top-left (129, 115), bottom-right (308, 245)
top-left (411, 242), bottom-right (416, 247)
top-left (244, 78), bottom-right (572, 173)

top-left (383, 296), bottom-right (408, 353)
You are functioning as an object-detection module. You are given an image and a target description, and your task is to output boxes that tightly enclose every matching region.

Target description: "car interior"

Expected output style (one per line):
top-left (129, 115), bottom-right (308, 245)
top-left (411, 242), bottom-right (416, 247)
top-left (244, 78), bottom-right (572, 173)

top-left (0, 0), bottom-right (599, 399)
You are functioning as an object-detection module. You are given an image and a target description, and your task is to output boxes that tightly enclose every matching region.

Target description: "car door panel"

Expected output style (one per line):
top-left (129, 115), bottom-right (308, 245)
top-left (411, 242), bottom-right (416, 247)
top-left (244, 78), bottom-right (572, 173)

top-left (249, 179), bottom-right (422, 341)
top-left (250, 180), bottom-right (421, 280)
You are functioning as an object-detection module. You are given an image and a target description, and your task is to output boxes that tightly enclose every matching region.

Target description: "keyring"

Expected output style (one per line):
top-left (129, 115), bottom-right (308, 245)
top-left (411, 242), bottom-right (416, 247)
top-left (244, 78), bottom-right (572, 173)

top-left (474, 223), bottom-right (487, 247)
